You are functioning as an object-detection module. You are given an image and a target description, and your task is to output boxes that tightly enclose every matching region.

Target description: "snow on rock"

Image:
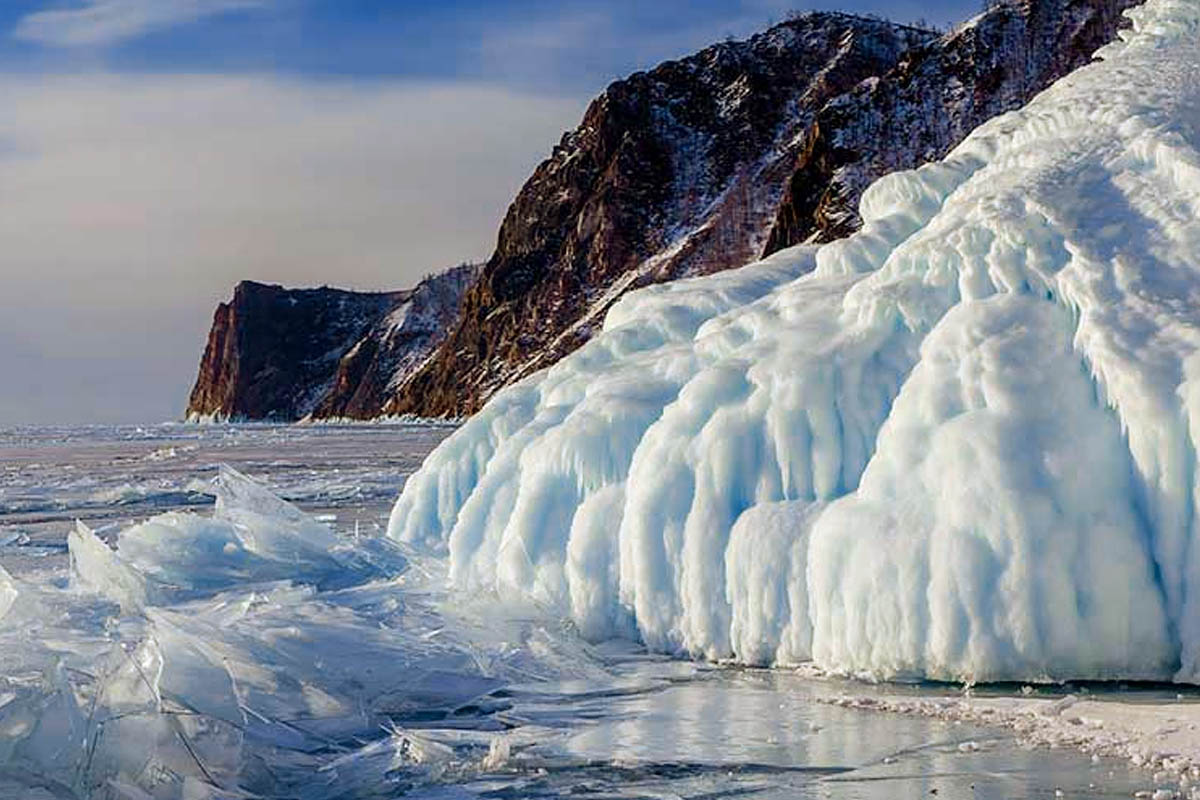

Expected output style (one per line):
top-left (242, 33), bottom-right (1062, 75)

top-left (388, 0), bottom-right (1200, 683)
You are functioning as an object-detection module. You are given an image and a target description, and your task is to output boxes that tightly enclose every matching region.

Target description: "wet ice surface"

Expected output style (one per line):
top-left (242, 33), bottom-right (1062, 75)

top-left (0, 425), bottom-right (1154, 798)
top-left (487, 665), bottom-right (1158, 799)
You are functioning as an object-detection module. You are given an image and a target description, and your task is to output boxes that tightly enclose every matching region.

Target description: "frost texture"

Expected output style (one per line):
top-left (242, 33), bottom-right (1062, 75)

top-left (388, 0), bottom-right (1200, 682)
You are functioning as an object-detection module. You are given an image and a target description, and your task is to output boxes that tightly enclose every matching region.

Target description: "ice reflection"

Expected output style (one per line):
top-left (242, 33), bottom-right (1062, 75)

top-left (552, 669), bottom-right (1143, 798)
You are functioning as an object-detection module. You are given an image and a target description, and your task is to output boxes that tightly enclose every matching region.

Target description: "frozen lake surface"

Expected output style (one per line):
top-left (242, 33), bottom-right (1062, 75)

top-left (0, 424), bottom-right (1160, 798)
top-left (0, 422), bottom-right (455, 549)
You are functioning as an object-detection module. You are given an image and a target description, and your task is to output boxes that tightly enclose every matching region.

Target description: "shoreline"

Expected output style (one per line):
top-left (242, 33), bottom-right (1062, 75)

top-left (817, 681), bottom-right (1200, 798)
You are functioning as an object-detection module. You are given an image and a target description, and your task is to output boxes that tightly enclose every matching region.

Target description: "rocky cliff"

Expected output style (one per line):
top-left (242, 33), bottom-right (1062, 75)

top-left (309, 263), bottom-right (480, 420)
top-left (762, 0), bottom-right (1138, 251)
top-left (384, 13), bottom-right (934, 418)
top-left (186, 265), bottom-right (476, 421)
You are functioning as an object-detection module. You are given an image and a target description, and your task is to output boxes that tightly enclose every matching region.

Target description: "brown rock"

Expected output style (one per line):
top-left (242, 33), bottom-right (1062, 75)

top-left (387, 13), bottom-right (933, 418)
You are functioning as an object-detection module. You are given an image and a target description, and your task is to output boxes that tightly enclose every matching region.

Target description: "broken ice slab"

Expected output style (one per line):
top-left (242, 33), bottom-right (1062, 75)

top-left (0, 563), bottom-right (16, 621)
top-left (65, 466), bottom-right (406, 610)
top-left (70, 520), bottom-right (150, 613)
top-left (4, 461), bottom-right (576, 798)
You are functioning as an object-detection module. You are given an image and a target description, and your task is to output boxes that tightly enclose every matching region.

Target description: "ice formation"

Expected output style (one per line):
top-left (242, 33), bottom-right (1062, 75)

top-left (389, 0), bottom-right (1200, 682)
top-left (0, 467), bottom-right (593, 799)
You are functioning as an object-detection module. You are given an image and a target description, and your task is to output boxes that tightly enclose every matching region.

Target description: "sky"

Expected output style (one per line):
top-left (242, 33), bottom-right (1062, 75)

top-left (0, 0), bottom-right (976, 425)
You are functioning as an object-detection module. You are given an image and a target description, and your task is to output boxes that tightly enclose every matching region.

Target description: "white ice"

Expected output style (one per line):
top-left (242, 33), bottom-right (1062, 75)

top-left (388, 0), bottom-right (1200, 683)
top-left (1, 467), bottom-right (590, 799)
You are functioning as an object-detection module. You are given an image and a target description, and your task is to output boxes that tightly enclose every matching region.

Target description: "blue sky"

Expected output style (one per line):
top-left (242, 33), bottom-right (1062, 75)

top-left (1, 1), bottom-right (975, 87)
top-left (0, 0), bottom-right (977, 425)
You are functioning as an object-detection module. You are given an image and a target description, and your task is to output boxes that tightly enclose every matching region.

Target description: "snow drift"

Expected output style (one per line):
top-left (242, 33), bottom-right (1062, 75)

top-left (388, 0), bottom-right (1200, 683)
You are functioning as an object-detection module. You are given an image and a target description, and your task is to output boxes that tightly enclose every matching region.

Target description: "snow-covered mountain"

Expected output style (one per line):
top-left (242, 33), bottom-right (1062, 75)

top-left (388, 0), bottom-right (1200, 683)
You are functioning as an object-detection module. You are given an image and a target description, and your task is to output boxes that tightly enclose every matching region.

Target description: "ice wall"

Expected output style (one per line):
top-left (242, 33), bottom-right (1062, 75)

top-left (388, 0), bottom-right (1200, 682)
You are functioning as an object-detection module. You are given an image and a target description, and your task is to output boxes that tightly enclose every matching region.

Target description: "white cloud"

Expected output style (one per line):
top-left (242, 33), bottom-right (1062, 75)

top-left (0, 74), bottom-right (584, 422)
top-left (14, 0), bottom-right (269, 47)
top-left (475, 4), bottom-right (798, 94)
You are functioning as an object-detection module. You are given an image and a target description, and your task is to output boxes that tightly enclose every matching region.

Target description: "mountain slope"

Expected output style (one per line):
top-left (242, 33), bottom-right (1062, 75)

top-left (309, 263), bottom-right (480, 420)
top-left (383, 13), bottom-right (933, 418)
top-left (762, 0), bottom-right (1139, 250)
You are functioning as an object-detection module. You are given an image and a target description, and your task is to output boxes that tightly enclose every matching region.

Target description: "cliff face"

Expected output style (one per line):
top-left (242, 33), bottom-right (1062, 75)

top-left (186, 265), bottom-right (477, 422)
top-left (383, 13), bottom-right (933, 417)
top-left (309, 263), bottom-right (480, 420)
top-left (762, 0), bottom-right (1139, 251)
top-left (187, 282), bottom-right (405, 421)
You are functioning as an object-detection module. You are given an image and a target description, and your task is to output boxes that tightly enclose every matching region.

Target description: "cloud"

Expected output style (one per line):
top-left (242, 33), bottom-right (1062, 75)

top-left (14, 0), bottom-right (269, 47)
top-left (472, 0), bottom-right (969, 95)
top-left (0, 74), bottom-right (584, 423)
top-left (476, 3), bottom-right (780, 93)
